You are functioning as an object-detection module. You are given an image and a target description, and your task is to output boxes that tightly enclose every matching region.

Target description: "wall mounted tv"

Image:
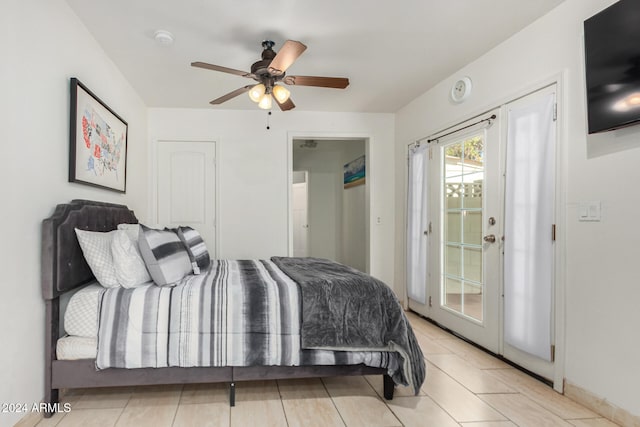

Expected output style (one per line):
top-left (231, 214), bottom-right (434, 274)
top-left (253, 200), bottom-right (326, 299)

top-left (584, 0), bottom-right (640, 134)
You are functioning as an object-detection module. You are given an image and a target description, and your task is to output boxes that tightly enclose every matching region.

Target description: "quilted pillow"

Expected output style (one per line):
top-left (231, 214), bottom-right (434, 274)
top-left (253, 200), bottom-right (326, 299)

top-left (111, 230), bottom-right (151, 288)
top-left (175, 226), bottom-right (211, 274)
top-left (137, 224), bottom-right (193, 286)
top-left (74, 229), bottom-right (119, 288)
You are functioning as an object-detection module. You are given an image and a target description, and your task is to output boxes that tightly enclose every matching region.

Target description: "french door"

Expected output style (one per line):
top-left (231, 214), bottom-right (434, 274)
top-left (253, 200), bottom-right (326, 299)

top-left (408, 84), bottom-right (558, 382)
top-left (418, 109), bottom-right (502, 354)
top-left (502, 85), bottom-right (557, 380)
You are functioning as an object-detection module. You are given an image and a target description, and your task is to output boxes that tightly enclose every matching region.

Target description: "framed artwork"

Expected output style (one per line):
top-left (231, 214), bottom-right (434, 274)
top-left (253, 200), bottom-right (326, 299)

top-left (69, 77), bottom-right (128, 193)
top-left (344, 155), bottom-right (365, 189)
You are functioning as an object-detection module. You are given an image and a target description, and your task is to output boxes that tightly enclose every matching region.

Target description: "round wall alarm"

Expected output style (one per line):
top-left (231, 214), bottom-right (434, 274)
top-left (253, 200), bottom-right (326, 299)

top-left (450, 77), bottom-right (472, 103)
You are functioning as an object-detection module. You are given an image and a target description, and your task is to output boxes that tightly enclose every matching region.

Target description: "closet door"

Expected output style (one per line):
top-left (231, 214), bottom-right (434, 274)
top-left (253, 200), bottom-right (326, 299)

top-left (156, 140), bottom-right (217, 257)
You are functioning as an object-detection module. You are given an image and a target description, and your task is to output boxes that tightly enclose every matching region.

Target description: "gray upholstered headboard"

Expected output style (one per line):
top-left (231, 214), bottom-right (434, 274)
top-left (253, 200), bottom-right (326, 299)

top-left (41, 199), bottom-right (137, 300)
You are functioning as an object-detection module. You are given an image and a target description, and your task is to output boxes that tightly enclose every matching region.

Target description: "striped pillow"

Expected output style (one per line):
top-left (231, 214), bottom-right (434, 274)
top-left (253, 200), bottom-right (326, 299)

top-left (137, 225), bottom-right (192, 286)
top-left (175, 227), bottom-right (210, 274)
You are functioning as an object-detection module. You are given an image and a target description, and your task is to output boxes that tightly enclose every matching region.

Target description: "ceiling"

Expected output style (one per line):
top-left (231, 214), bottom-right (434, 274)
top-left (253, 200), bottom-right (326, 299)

top-left (65, 0), bottom-right (564, 113)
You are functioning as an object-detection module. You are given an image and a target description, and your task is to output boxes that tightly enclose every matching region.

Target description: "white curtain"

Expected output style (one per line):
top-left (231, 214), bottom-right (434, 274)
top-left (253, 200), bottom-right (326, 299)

top-left (504, 92), bottom-right (556, 361)
top-left (406, 144), bottom-right (429, 304)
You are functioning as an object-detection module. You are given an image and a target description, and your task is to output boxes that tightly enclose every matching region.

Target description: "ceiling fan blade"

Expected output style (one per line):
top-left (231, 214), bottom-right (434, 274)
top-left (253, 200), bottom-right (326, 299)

top-left (268, 40), bottom-right (307, 76)
top-left (210, 85), bottom-right (253, 105)
top-left (276, 97), bottom-right (295, 111)
top-left (192, 61), bottom-right (252, 78)
top-left (283, 75), bottom-right (349, 89)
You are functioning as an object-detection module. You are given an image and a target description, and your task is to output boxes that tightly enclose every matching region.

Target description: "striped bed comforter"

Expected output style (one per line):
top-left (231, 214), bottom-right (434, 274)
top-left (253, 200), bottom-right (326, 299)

top-left (96, 259), bottom-right (398, 374)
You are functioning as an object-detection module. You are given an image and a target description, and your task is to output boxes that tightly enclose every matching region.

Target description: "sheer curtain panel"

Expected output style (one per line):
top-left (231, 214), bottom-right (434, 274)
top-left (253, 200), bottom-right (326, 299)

top-left (406, 144), bottom-right (429, 304)
top-left (503, 92), bottom-right (556, 361)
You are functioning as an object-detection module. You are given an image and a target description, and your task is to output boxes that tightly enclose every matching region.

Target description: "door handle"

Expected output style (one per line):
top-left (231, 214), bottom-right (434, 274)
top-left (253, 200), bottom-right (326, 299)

top-left (483, 234), bottom-right (496, 243)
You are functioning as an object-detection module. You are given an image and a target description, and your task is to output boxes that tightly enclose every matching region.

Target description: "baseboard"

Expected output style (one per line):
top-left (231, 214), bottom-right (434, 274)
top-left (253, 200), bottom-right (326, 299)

top-left (564, 380), bottom-right (640, 427)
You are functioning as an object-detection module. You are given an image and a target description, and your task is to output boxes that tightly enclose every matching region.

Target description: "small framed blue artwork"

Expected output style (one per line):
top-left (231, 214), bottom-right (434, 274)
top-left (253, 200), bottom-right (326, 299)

top-left (344, 155), bottom-right (365, 189)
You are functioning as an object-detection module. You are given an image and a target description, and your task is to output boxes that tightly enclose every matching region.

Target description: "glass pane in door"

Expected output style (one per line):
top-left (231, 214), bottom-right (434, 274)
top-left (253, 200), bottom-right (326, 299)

top-left (442, 135), bottom-right (484, 322)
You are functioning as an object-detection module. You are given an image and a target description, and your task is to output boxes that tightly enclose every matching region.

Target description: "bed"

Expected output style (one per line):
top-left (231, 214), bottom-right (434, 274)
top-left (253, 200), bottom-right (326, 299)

top-left (42, 199), bottom-right (424, 417)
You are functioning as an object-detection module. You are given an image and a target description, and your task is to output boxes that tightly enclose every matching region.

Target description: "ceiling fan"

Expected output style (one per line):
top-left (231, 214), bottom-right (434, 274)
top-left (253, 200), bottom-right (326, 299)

top-left (191, 40), bottom-right (349, 111)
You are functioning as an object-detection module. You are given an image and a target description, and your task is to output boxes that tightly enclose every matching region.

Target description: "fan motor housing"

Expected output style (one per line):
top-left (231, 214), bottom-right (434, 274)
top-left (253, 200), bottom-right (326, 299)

top-left (251, 41), bottom-right (284, 82)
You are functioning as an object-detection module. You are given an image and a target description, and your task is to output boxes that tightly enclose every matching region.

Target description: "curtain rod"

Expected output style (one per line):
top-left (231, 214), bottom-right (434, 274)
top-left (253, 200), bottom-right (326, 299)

top-left (427, 114), bottom-right (496, 144)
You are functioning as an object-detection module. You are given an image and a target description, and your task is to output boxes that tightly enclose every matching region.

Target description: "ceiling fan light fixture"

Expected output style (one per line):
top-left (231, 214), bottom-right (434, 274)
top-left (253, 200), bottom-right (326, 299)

top-left (258, 93), bottom-right (273, 110)
top-left (192, 39), bottom-right (349, 111)
top-left (272, 85), bottom-right (291, 103)
top-left (248, 84), bottom-right (266, 102)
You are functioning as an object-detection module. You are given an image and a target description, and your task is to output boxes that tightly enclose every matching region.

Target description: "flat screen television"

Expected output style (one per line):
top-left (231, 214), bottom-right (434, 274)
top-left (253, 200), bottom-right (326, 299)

top-left (584, 0), bottom-right (640, 134)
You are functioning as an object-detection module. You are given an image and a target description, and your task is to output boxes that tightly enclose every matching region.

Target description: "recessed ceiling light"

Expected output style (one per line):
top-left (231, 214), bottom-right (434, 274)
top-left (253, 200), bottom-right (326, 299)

top-left (154, 30), bottom-right (174, 46)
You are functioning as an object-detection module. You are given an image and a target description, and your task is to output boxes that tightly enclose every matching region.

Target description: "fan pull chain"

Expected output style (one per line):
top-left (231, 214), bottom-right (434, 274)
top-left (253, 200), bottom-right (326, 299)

top-left (266, 111), bottom-right (272, 130)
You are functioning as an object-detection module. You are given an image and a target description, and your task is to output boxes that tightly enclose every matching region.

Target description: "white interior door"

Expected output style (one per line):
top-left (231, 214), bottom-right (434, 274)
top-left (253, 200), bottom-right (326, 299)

top-left (292, 172), bottom-right (309, 257)
top-left (156, 141), bottom-right (216, 257)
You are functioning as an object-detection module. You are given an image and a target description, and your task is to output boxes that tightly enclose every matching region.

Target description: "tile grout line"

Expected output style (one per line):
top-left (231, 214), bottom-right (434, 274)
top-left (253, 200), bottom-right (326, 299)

top-left (361, 375), bottom-right (404, 427)
top-left (112, 390), bottom-right (132, 427)
top-left (168, 386), bottom-right (183, 427)
top-left (275, 379), bottom-right (291, 427)
top-left (320, 378), bottom-right (349, 427)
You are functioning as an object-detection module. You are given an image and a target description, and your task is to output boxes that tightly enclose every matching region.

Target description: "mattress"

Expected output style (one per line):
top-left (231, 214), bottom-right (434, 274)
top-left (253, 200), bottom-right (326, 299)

top-left (63, 283), bottom-right (103, 337)
top-left (56, 336), bottom-right (98, 360)
top-left (57, 279), bottom-right (398, 372)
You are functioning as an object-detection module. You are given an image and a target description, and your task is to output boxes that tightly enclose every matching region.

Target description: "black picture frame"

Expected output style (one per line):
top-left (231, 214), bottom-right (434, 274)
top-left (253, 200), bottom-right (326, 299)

top-left (69, 77), bottom-right (128, 193)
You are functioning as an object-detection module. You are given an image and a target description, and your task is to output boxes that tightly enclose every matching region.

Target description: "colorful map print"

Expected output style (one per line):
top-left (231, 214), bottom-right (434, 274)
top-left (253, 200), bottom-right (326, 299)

top-left (81, 106), bottom-right (124, 180)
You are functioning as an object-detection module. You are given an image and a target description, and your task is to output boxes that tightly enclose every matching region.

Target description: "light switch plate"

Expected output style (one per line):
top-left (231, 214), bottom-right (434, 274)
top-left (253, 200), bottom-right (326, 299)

top-left (578, 201), bottom-right (601, 221)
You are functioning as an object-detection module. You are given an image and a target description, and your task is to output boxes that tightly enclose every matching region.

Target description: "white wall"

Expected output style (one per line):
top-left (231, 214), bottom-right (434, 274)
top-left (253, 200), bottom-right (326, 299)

top-left (0, 1), bottom-right (148, 425)
top-left (394, 0), bottom-right (640, 416)
top-left (341, 143), bottom-right (367, 272)
top-left (342, 185), bottom-right (366, 271)
top-left (149, 110), bottom-right (395, 286)
top-left (293, 144), bottom-right (344, 261)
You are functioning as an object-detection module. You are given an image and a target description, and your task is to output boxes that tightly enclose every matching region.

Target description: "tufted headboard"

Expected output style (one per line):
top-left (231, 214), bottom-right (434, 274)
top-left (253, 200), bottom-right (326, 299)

top-left (41, 199), bottom-right (138, 300)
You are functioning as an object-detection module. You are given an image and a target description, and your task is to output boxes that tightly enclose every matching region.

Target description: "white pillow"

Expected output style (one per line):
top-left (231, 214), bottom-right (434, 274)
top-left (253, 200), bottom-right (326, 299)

top-left (111, 230), bottom-right (152, 288)
top-left (74, 229), bottom-right (119, 288)
top-left (117, 223), bottom-right (141, 243)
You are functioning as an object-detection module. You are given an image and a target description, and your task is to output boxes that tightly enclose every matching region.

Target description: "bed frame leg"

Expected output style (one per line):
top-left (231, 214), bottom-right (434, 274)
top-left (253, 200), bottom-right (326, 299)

top-left (383, 374), bottom-right (394, 400)
top-left (229, 382), bottom-right (235, 407)
top-left (44, 299), bottom-right (60, 418)
top-left (43, 388), bottom-right (59, 418)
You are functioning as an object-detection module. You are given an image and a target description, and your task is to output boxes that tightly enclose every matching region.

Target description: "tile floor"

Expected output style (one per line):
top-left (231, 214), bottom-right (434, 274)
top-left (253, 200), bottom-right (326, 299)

top-left (34, 312), bottom-right (619, 427)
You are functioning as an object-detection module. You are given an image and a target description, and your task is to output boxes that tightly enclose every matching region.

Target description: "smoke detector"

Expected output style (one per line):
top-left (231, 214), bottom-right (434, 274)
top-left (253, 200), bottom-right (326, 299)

top-left (154, 30), bottom-right (174, 46)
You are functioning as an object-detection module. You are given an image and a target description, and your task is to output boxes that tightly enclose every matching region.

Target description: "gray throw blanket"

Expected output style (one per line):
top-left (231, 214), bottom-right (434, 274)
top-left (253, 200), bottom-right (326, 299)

top-left (271, 256), bottom-right (425, 394)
